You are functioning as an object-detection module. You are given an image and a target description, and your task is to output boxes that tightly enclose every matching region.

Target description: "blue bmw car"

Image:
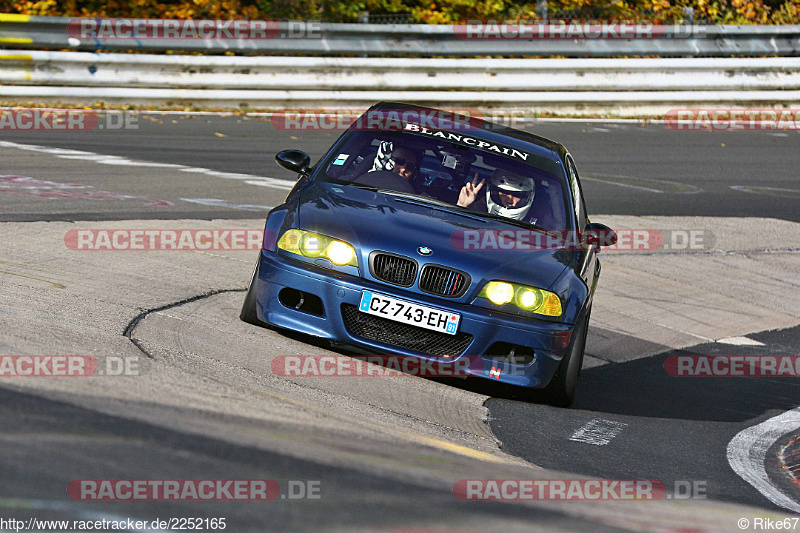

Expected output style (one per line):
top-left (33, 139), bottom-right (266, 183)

top-left (241, 102), bottom-right (615, 406)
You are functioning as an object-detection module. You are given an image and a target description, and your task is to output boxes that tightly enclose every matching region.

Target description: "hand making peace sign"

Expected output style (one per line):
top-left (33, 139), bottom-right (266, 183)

top-left (457, 173), bottom-right (485, 208)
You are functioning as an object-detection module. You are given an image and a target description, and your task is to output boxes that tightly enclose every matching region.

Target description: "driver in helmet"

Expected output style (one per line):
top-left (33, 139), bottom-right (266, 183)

top-left (457, 169), bottom-right (536, 222)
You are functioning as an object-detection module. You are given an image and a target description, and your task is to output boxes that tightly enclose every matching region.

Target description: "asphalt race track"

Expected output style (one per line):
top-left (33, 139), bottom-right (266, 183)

top-left (0, 115), bottom-right (798, 221)
top-left (1, 114), bottom-right (799, 531)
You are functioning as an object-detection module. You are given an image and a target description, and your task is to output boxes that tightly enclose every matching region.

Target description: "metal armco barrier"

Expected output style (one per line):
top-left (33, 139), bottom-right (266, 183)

top-left (1, 51), bottom-right (800, 115)
top-left (1, 14), bottom-right (800, 56)
top-left (1, 15), bottom-right (799, 115)
top-left (4, 53), bottom-right (800, 91)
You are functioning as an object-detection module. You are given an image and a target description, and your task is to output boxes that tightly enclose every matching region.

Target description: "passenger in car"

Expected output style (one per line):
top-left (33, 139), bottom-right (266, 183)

top-left (386, 145), bottom-right (420, 184)
top-left (370, 141), bottom-right (422, 189)
top-left (348, 140), bottom-right (430, 195)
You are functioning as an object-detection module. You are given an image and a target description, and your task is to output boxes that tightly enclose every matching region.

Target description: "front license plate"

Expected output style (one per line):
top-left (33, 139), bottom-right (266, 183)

top-left (358, 291), bottom-right (461, 335)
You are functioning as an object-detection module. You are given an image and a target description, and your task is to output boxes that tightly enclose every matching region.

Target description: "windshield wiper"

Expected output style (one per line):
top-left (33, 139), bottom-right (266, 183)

top-left (481, 212), bottom-right (553, 235)
top-left (386, 193), bottom-right (491, 223)
top-left (345, 182), bottom-right (380, 192)
top-left (338, 185), bottom-right (469, 213)
top-left (383, 191), bottom-right (456, 209)
top-left (339, 185), bottom-right (455, 210)
top-left (334, 184), bottom-right (557, 235)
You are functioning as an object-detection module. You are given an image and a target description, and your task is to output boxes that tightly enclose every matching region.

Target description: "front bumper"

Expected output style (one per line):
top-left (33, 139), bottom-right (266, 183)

top-left (255, 250), bottom-right (574, 388)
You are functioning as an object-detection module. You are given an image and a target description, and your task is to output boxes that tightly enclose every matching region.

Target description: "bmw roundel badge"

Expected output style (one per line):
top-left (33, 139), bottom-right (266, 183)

top-left (417, 246), bottom-right (433, 256)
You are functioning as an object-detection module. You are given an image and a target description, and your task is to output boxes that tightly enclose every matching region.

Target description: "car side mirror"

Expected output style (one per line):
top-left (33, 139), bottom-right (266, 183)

top-left (276, 150), bottom-right (311, 175)
top-left (583, 222), bottom-right (617, 247)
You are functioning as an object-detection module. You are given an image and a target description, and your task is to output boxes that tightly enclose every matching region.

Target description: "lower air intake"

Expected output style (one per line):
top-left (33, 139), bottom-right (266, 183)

top-left (340, 304), bottom-right (472, 357)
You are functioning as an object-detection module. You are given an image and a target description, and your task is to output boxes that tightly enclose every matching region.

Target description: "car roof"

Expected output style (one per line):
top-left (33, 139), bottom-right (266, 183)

top-left (370, 101), bottom-right (567, 164)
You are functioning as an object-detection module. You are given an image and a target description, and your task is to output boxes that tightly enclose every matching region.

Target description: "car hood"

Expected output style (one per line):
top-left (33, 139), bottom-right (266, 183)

top-left (298, 182), bottom-right (577, 292)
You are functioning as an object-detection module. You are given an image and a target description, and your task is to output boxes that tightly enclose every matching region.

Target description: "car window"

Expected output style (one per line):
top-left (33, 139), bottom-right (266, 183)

top-left (318, 130), bottom-right (571, 231)
top-left (566, 155), bottom-right (587, 229)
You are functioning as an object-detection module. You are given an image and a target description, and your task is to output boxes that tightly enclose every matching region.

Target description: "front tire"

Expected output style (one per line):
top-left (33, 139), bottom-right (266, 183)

top-left (543, 306), bottom-right (590, 407)
top-left (240, 260), bottom-right (267, 327)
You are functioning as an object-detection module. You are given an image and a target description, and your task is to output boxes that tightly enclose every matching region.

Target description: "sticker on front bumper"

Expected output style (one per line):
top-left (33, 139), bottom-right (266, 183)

top-left (358, 290), bottom-right (461, 335)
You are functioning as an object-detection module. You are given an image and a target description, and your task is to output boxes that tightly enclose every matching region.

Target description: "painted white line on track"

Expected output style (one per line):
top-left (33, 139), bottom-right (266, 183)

top-left (245, 180), bottom-right (287, 188)
top-left (581, 176), bottom-right (664, 194)
top-left (569, 419), bottom-right (628, 446)
top-left (716, 336), bottom-right (766, 346)
top-left (727, 407), bottom-right (800, 513)
top-left (181, 198), bottom-right (273, 212)
top-left (0, 140), bottom-right (295, 191)
top-left (583, 174), bottom-right (703, 194)
top-left (731, 185), bottom-right (800, 198)
top-left (530, 117), bottom-right (662, 124)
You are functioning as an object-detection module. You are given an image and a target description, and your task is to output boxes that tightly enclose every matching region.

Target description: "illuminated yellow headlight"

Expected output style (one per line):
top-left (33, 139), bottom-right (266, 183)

top-left (278, 229), bottom-right (358, 267)
top-left (479, 280), bottom-right (562, 317)
top-left (327, 240), bottom-right (355, 266)
top-left (484, 281), bottom-right (514, 305)
top-left (300, 233), bottom-right (326, 258)
top-left (516, 287), bottom-right (542, 310)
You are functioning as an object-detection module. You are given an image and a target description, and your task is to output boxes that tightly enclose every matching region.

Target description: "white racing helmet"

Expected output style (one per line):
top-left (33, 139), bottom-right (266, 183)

top-left (485, 169), bottom-right (535, 221)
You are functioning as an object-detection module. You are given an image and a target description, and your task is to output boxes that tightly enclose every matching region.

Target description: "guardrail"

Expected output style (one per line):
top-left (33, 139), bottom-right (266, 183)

top-left (2, 15), bottom-right (799, 115)
top-left (1, 14), bottom-right (800, 57)
top-left (3, 52), bottom-right (800, 91)
top-left (1, 50), bottom-right (799, 115)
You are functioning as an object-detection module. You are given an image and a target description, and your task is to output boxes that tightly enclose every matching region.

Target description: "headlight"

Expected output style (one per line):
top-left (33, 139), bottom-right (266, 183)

top-left (326, 241), bottom-right (356, 266)
top-left (277, 229), bottom-right (358, 267)
top-left (478, 280), bottom-right (562, 317)
top-left (484, 281), bottom-right (514, 305)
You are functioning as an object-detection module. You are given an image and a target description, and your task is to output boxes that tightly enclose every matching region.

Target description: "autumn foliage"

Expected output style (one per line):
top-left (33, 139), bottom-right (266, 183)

top-left (2, 0), bottom-right (799, 24)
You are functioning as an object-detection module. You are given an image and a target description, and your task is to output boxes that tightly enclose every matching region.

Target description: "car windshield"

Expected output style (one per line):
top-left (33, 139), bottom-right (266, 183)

top-left (316, 129), bottom-right (571, 231)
